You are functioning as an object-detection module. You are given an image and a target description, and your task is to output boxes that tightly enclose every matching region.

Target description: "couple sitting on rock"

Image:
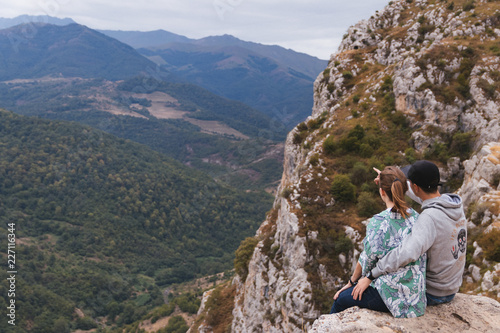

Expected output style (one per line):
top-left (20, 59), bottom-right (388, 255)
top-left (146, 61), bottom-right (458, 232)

top-left (330, 161), bottom-right (467, 318)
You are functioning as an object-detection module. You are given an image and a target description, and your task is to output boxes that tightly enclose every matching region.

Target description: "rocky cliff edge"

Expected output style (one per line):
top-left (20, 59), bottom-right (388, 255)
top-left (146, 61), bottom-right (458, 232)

top-left (310, 293), bottom-right (500, 333)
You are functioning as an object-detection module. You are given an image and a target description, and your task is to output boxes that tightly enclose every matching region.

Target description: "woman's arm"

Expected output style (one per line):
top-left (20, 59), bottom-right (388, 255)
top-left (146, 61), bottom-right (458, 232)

top-left (351, 261), bottom-right (362, 282)
top-left (334, 261), bottom-right (362, 300)
top-left (358, 220), bottom-right (384, 275)
top-left (350, 212), bottom-right (387, 300)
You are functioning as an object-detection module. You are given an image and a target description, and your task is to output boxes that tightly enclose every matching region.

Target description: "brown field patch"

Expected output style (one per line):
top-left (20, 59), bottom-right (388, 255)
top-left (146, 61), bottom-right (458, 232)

top-left (185, 118), bottom-right (249, 139)
top-left (130, 91), bottom-right (189, 119)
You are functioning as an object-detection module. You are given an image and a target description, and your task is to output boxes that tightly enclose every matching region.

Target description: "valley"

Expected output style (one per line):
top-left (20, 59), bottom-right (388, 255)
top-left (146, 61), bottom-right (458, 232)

top-left (0, 75), bottom-right (285, 192)
top-left (0, 16), bottom-right (324, 333)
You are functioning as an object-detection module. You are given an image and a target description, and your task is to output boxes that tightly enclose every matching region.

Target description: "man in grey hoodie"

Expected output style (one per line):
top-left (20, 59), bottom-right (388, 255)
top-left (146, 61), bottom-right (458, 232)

top-left (352, 160), bottom-right (467, 306)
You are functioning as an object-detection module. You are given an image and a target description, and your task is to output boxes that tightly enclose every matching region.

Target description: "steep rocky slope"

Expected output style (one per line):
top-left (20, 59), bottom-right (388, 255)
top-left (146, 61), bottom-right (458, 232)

top-left (191, 0), bottom-right (500, 332)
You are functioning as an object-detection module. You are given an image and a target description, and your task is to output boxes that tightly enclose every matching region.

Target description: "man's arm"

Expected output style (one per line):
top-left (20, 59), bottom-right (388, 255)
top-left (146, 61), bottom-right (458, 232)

top-left (370, 213), bottom-right (436, 278)
top-left (352, 213), bottom-right (436, 300)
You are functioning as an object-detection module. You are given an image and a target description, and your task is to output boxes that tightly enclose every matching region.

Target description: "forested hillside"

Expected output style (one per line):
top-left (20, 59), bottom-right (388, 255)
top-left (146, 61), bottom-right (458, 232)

top-left (0, 22), bottom-right (287, 192)
top-left (0, 76), bottom-right (285, 191)
top-left (0, 110), bottom-right (273, 332)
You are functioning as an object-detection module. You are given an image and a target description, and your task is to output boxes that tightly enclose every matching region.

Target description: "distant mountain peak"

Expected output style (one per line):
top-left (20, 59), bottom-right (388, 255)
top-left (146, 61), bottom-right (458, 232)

top-left (98, 29), bottom-right (192, 49)
top-left (0, 15), bottom-right (76, 29)
top-left (200, 34), bottom-right (242, 43)
top-left (0, 22), bottom-right (167, 81)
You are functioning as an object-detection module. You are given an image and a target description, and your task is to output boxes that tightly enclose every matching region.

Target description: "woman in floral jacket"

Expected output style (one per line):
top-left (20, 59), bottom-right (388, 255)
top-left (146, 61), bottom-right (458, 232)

top-left (330, 166), bottom-right (427, 318)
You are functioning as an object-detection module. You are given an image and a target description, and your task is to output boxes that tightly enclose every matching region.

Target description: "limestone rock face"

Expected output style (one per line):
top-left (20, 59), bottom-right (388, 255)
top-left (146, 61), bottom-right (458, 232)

top-left (231, 199), bottom-right (319, 333)
top-left (460, 142), bottom-right (500, 208)
top-left (309, 294), bottom-right (500, 333)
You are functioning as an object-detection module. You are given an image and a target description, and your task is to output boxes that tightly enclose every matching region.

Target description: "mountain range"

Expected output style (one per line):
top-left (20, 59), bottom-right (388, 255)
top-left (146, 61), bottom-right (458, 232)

top-left (0, 16), bottom-right (328, 190)
top-left (0, 14), bottom-right (75, 29)
top-left (0, 15), bottom-right (327, 128)
top-left (0, 23), bottom-right (167, 81)
top-left (109, 32), bottom-right (327, 128)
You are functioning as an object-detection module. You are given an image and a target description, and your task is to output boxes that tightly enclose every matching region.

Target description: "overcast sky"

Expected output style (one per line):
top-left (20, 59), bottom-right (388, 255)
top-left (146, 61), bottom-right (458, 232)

top-left (1, 0), bottom-right (390, 59)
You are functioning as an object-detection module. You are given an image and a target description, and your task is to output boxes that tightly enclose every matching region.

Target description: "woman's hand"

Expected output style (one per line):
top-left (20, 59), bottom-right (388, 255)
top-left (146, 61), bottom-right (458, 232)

top-left (373, 167), bottom-right (381, 186)
top-left (351, 277), bottom-right (371, 300)
top-left (333, 282), bottom-right (352, 300)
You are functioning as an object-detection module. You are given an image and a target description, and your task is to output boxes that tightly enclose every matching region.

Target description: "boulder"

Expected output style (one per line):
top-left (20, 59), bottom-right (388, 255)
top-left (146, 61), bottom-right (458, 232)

top-left (309, 293), bottom-right (500, 333)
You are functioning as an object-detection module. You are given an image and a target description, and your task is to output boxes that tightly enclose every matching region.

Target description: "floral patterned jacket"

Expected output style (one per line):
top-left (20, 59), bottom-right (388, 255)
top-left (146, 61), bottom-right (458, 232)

top-left (358, 208), bottom-right (427, 318)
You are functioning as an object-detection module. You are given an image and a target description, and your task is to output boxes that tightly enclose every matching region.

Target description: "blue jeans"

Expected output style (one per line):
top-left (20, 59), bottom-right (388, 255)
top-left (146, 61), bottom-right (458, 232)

top-left (330, 286), bottom-right (389, 314)
top-left (426, 293), bottom-right (455, 306)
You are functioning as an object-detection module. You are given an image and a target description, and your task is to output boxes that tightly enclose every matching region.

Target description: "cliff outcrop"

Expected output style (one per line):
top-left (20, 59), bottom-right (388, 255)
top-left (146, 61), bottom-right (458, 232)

top-left (192, 0), bottom-right (500, 332)
top-left (310, 293), bottom-right (500, 333)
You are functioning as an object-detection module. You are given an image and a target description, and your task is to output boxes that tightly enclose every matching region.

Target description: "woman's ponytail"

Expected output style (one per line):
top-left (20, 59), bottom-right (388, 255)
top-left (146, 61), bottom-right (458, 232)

top-left (379, 167), bottom-right (410, 218)
top-left (391, 178), bottom-right (409, 218)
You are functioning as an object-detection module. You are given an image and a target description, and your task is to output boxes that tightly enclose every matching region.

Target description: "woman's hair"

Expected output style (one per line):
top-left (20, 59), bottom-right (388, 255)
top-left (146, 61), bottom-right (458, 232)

top-left (379, 166), bottom-right (410, 218)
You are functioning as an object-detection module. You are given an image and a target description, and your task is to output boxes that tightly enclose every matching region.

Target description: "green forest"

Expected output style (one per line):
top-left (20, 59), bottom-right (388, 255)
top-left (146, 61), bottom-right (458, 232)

top-left (0, 110), bottom-right (273, 332)
top-left (0, 77), bottom-right (285, 192)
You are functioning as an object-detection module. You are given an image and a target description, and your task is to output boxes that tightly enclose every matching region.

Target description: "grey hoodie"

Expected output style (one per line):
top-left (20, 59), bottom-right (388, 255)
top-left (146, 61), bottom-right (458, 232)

top-left (371, 193), bottom-right (467, 297)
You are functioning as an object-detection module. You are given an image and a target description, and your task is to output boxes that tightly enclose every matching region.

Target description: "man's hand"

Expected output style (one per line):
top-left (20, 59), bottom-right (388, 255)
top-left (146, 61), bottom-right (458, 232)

top-left (334, 282), bottom-right (352, 300)
top-left (351, 277), bottom-right (372, 300)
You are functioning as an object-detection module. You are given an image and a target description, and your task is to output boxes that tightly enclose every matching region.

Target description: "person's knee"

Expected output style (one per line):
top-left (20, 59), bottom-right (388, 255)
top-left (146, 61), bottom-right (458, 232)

top-left (330, 299), bottom-right (347, 314)
top-left (330, 290), bottom-right (353, 314)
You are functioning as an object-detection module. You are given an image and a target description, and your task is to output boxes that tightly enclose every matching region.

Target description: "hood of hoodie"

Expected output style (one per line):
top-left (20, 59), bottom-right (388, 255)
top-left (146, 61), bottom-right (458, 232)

top-left (421, 194), bottom-right (464, 221)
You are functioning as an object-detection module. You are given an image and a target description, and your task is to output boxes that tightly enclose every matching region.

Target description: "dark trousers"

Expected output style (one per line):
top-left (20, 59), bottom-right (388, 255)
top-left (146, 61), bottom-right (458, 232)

top-left (330, 285), bottom-right (389, 314)
top-left (426, 292), bottom-right (455, 305)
